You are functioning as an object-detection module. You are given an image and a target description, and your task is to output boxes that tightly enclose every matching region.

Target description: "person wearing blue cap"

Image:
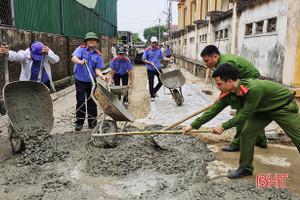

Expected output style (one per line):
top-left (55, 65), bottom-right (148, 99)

top-left (0, 42), bottom-right (60, 91)
top-left (71, 32), bottom-right (109, 131)
top-left (142, 36), bottom-right (174, 101)
top-left (110, 47), bottom-right (133, 105)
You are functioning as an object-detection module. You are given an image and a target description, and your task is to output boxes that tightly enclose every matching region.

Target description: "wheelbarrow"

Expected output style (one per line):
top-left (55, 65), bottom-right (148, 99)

top-left (153, 64), bottom-right (186, 106)
top-left (83, 63), bottom-right (134, 151)
top-left (109, 85), bottom-right (130, 106)
top-left (2, 51), bottom-right (53, 153)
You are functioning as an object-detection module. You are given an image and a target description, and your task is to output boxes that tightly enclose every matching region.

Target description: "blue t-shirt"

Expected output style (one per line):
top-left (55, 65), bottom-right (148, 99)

top-left (72, 45), bottom-right (104, 82)
top-left (110, 56), bottom-right (133, 75)
top-left (30, 60), bottom-right (49, 84)
top-left (166, 48), bottom-right (172, 56)
top-left (142, 46), bottom-right (164, 71)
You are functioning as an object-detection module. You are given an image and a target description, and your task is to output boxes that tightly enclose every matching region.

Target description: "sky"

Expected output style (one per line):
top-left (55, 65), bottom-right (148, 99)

top-left (117, 0), bottom-right (179, 42)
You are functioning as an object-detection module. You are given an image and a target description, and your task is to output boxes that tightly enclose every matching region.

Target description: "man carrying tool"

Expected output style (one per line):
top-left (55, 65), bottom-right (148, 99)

top-left (142, 36), bottom-right (174, 101)
top-left (0, 42), bottom-right (60, 91)
top-left (110, 47), bottom-right (133, 105)
top-left (71, 32), bottom-right (109, 131)
top-left (182, 64), bottom-right (300, 179)
top-left (200, 45), bottom-right (267, 152)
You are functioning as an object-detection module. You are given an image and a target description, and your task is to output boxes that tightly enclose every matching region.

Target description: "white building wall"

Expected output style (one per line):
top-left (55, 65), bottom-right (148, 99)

top-left (197, 26), bottom-right (208, 61)
top-left (237, 0), bottom-right (288, 82)
top-left (212, 17), bottom-right (232, 54)
top-left (187, 30), bottom-right (196, 59)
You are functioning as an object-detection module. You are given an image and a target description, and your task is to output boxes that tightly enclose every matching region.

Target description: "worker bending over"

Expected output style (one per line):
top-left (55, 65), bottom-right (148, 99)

top-left (182, 64), bottom-right (300, 179)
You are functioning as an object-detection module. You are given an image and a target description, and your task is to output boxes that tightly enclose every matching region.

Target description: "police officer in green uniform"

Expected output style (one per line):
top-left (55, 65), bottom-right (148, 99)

top-left (182, 64), bottom-right (300, 179)
top-left (201, 45), bottom-right (267, 152)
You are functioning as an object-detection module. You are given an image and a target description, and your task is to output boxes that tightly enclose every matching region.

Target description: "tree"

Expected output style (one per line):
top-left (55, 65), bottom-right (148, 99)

top-left (132, 33), bottom-right (141, 43)
top-left (143, 25), bottom-right (167, 44)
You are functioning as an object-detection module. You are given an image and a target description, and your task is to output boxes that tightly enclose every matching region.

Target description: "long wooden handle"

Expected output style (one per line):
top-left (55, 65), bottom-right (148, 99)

top-left (162, 103), bottom-right (213, 131)
top-left (92, 129), bottom-right (213, 137)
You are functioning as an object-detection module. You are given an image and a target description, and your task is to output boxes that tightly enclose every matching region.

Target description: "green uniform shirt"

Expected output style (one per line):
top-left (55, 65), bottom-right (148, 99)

top-left (217, 54), bottom-right (260, 79)
top-left (191, 79), bottom-right (292, 130)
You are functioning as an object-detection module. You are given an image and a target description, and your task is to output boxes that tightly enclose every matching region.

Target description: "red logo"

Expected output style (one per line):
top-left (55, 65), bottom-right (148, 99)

top-left (256, 174), bottom-right (288, 188)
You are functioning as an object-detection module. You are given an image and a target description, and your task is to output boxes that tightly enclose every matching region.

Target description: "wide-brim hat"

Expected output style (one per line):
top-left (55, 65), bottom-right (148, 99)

top-left (30, 41), bottom-right (44, 61)
top-left (84, 32), bottom-right (99, 42)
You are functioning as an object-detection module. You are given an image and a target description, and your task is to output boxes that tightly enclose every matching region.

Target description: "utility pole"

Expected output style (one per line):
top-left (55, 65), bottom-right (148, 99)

top-left (159, 18), bottom-right (161, 44)
top-left (167, 0), bottom-right (172, 45)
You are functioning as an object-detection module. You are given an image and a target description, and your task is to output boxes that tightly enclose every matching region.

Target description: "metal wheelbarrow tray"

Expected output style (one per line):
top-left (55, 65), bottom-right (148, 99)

top-left (94, 83), bottom-right (133, 122)
top-left (3, 81), bottom-right (53, 152)
top-left (2, 52), bottom-right (53, 153)
top-left (109, 85), bottom-right (130, 96)
top-left (159, 69), bottom-right (186, 106)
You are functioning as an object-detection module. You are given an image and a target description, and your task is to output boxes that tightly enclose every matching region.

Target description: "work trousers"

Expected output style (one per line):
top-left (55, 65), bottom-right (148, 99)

top-left (240, 100), bottom-right (300, 172)
top-left (75, 79), bottom-right (97, 126)
top-left (113, 73), bottom-right (129, 103)
top-left (147, 68), bottom-right (162, 98)
top-left (230, 109), bottom-right (267, 149)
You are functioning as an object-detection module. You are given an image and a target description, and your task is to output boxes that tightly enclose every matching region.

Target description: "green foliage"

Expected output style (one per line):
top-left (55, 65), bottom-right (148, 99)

top-left (143, 26), bottom-right (167, 44)
top-left (132, 33), bottom-right (141, 43)
top-left (117, 33), bottom-right (122, 44)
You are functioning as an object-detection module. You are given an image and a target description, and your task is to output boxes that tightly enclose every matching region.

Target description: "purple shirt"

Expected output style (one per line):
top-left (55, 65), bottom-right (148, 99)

top-left (166, 48), bottom-right (172, 56)
top-left (110, 56), bottom-right (133, 75)
top-left (72, 45), bottom-right (104, 82)
top-left (142, 46), bottom-right (164, 71)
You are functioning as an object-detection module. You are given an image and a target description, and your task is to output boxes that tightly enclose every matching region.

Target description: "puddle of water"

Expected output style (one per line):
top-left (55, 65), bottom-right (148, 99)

top-left (69, 161), bottom-right (178, 198)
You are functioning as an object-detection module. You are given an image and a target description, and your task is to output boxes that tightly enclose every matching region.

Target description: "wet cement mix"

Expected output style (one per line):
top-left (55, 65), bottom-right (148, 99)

top-left (0, 124), bottom-right (299, 200)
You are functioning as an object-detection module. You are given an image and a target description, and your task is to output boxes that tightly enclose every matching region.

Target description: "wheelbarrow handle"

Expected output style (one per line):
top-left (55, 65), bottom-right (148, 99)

top-left (92, 129), bottom-right (213, 137)
top-left (105, 79), bottom-right (111, 92)
top-left (152, 64), bottom-right (162, 75)
top-left (3, 42), bottom-right (9, 85)
top-left (38, 53), bottom-right (45, 82)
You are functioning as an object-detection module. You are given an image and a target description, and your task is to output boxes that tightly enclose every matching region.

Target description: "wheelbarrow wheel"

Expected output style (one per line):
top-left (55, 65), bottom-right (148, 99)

top-left (91, 120), bottom-right (118, 148)
top-left (172, 89), bottom-right (184, 106)
top-left (8, 124), bottom-right (25, 153)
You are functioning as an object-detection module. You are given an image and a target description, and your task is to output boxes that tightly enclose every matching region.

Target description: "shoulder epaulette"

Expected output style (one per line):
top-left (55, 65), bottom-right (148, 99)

top-left (146, 47), bottom-right (151, 51)
top-left (125, 57), bottom-right (130, 62)
top-left (113, 57), bottom-right (118, 61)
top-left (80, 45), bottom-right (87, 48)
top-left (238, 85), bottom-right (249, 96)
top-left (96, 49), bottom-right (102, 56)
top-left (220, 92), bottom-right (230, 99)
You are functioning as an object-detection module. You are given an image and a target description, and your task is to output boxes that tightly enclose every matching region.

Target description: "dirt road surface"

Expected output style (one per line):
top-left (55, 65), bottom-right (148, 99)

top-left (0, 64), bottom-right (299, 199)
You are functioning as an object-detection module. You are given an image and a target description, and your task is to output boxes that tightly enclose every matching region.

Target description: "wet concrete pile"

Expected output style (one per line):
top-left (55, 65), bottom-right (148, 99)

top-left (0, 125), bottom-right (299, 199)
top-left (17, 127), bottom-right (69, 166)
top-left (86, 125), bottom-right (216, 179)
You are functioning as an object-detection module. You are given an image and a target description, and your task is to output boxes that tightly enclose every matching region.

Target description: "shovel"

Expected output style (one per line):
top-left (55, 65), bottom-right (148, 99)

top-left (92, 129), bottom-right (213, 137)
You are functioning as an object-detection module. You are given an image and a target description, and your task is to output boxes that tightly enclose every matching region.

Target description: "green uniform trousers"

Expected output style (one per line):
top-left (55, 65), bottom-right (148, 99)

top-left (240, 100), bottom-right (300, 172)
top-left (230, 109), bottom-right (267, 149)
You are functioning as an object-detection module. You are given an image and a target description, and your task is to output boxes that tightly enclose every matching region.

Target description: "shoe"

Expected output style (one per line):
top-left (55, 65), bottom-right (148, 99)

top-left (228, 167), bottom-right (252, 179)
top-left (255, 144), bottom-right (267, 148)
top-left (222, 145), bottom-right (239, 152)
top-left (75, 124), bottom-right (83, 131)
top-left (88, 123), bottom-right (97, 129)
top-left (151, 97), bottom-right (155, 102)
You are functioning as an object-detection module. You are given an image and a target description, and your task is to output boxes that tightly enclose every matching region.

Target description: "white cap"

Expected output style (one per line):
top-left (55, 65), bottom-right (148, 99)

top-left (150, 36), bottom-right (158, 42)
